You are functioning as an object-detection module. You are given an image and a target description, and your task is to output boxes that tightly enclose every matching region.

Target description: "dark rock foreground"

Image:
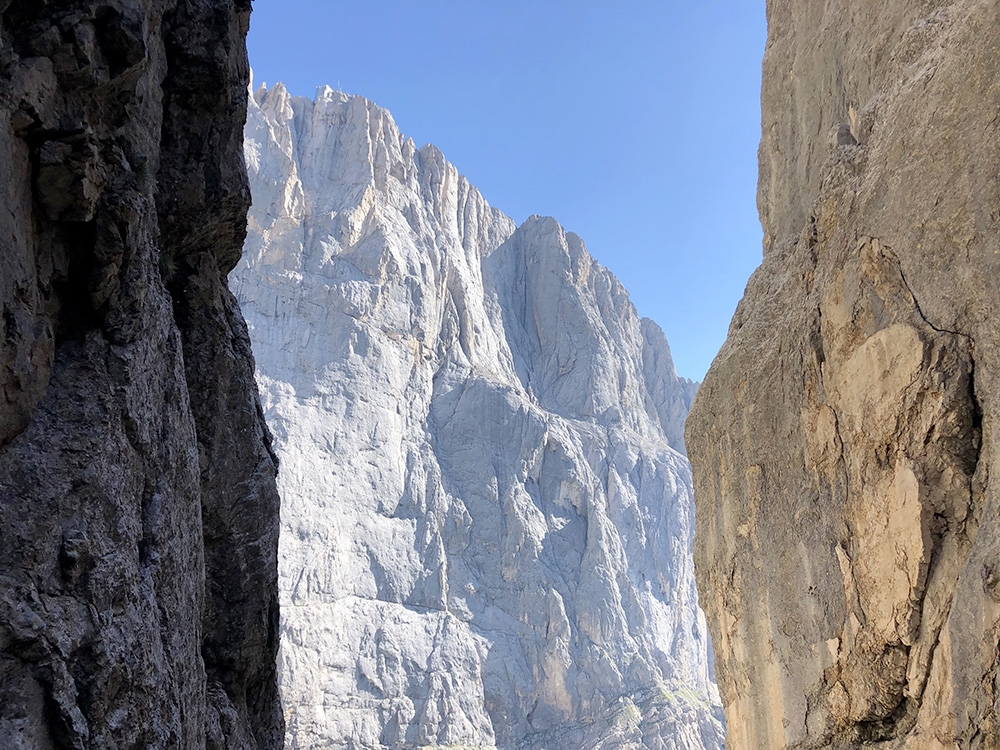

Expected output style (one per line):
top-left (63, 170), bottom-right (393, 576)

top-left (0, 1), bottom-right (282, 747)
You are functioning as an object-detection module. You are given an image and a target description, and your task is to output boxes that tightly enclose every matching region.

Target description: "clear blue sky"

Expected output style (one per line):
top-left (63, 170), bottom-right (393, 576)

top-left (247, 1), bottom-right (766, 381)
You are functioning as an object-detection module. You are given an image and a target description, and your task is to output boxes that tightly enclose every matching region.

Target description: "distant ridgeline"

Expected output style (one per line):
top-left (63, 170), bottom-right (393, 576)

top-left (232, 80), bottom-right (719, 750)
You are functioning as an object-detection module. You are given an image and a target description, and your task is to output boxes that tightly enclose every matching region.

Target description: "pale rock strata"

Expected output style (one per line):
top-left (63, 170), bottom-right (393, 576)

top-left (233, 82), bottom-right (720, 749)
top-left (687, 1), bottom-right (1000, 748)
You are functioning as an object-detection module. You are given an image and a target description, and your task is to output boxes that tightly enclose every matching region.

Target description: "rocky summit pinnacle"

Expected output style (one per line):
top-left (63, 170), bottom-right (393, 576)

top-left (232, 81), bottom-right (717, 749)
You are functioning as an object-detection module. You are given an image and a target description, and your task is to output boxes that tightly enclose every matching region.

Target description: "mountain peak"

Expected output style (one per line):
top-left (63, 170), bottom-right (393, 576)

top-left (233, 82), bottom-right (719, 749)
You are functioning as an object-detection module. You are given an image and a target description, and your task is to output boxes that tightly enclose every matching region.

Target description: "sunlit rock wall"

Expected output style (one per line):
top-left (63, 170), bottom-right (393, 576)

top-left (687, 1), bottom-right (1000, 747)
top-left (233, 82), bottom-right (717, 750)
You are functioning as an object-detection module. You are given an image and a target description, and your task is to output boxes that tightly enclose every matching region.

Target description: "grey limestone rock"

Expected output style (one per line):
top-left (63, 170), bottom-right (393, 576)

top-left (687, 1), bottom-right (1000, 747)
top-left (0, 1), bottom-right (282, 748)
top-left (233, 83), bottom-right (722, 749)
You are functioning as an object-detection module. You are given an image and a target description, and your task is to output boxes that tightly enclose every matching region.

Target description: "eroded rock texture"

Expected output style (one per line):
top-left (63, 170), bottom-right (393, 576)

top-left (0, 1), bottom-right (282, 748)
top-left (687, 1), bottom-right (999, 748)
top-left (233, 83), bottom-right (718, 749)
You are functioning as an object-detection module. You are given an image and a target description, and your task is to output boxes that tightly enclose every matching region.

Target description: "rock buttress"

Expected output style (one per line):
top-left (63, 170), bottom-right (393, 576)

top-left (0, 1), bottom-right (282, 748)
top-left (687, 1), bottom-right (999, 748)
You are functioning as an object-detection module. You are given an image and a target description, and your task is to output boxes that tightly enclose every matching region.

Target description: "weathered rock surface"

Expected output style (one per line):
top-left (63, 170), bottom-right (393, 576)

top-left (687, 1), bottom-right (1000, 747)
top-left (233, 83), bottom-right (719, 749)
top-left (0, 2), bottom-right (282, 748)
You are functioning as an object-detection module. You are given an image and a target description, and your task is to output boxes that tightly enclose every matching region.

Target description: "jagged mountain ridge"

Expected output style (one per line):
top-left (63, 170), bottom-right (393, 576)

top-left (233, 80), bottom-right (716, 749)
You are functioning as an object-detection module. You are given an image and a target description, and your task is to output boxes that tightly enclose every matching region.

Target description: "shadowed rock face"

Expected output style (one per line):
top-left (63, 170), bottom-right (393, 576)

top-left (687, 1), bottom-right (999, 748)
top-left (0, 1), bottom-right (282, 748)
top-left (233, 83), bottom-right (719, 750)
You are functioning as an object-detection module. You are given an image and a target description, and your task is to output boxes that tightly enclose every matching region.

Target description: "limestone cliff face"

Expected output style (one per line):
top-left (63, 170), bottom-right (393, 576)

top-left (687, 1), bottom-right (999, 748)
top-left (233, 83), bottom-right (720, 749)
top-left (0, 2), bottom-right (282, 748)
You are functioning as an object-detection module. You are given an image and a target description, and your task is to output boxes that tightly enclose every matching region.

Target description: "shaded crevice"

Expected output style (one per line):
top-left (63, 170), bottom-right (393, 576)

top-left (48, 222), bottom-right (100, 343)
top-left (891, 245), bottom-right (971, 342)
